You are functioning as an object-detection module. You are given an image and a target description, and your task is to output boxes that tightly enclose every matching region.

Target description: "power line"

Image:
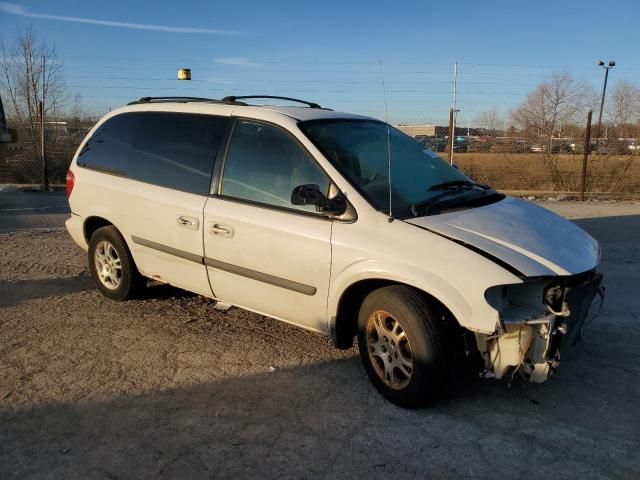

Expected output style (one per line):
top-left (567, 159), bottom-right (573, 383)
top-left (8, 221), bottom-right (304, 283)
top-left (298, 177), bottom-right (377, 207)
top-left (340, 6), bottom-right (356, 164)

top-left (60, 55), bottom-right (636, 71)
top-left (66, 84), bottom-right (528, 96)
top-left (66, 75), bottom-right (544, 87)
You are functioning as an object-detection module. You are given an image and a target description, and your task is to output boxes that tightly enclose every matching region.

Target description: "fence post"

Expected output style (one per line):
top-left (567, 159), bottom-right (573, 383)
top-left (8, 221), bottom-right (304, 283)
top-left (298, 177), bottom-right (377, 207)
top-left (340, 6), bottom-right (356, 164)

top-left (39, 100), bottom-right (47, 191)
top-left (580, 110), bottom-right (593, 201)
top-left (41, 54), bottom-right (48, 192)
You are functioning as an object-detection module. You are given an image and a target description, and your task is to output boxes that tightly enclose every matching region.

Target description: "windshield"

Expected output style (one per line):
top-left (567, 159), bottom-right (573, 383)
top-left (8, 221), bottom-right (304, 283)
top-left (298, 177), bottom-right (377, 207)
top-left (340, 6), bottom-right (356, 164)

top-left (299, 119), bottom-right (477, 216)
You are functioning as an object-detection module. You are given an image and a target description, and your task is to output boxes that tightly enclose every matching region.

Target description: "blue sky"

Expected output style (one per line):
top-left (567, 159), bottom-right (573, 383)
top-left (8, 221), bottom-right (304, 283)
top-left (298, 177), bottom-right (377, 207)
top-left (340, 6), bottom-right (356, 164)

top-left (1, 0), bottom-right (639, 124)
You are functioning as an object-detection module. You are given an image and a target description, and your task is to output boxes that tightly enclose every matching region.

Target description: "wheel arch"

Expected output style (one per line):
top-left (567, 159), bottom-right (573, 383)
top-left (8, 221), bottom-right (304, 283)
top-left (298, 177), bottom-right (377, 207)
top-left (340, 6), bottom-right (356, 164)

top-left (330, 278), bottom-right (464, 350)
top-left (83, 216), bottom-right (140, 269)
top-left (83, 215), bottom-right (115, 243)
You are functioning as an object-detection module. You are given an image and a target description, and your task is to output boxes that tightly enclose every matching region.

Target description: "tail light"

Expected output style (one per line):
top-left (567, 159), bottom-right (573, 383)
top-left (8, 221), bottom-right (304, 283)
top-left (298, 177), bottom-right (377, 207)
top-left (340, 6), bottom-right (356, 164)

top-left (65, 170), bottom-right (75, 198)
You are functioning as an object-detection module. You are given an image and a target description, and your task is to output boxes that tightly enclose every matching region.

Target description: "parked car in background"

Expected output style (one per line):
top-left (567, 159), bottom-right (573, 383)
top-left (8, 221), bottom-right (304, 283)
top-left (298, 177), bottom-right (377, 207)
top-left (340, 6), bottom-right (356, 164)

top-left (415, 135), bottom-right (447, 152)
top-left (596, 140), bottom-right (634, 155)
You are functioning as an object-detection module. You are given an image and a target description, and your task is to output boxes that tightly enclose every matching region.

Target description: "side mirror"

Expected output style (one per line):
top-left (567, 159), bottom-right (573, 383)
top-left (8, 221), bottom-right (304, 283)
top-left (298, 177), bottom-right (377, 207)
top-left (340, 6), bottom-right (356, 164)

top-left (291, 184), bottom-right (347, 216)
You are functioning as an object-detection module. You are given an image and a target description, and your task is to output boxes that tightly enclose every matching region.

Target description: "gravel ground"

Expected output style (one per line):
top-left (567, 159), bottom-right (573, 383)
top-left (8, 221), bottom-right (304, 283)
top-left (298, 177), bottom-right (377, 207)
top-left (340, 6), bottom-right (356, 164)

top-left (1, 196), bottom-right (639, 479)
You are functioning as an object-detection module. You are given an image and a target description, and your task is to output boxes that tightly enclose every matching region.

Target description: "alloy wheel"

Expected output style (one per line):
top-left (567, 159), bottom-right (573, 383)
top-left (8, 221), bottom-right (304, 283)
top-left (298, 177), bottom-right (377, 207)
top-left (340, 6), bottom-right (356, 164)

top-left (365, 310), bottom-right (413, 390)
top-left (94, 240), bottom-right (122, 290)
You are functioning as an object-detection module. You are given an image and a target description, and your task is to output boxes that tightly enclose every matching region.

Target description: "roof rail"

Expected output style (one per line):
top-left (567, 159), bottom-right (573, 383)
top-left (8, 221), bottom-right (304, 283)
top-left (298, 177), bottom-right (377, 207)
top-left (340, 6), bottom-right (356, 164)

top-left (126, 95), bottom-right (330, 110)
top-left (221, 95), bottom-right (324, 109)
top-left (127, 96), bottom-right (247, 106)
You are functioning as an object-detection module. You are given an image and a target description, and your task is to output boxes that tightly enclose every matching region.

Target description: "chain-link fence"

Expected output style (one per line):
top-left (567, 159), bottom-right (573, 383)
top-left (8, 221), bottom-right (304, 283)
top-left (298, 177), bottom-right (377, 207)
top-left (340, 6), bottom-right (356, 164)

top-left (456, 152), bottom-right (640, 197)
top-left (1, 123), bottom-right (639, 198)
top-left (0, 130), bottom-right (85, 187)
top-left (412, 126), bottom-right (640, 198)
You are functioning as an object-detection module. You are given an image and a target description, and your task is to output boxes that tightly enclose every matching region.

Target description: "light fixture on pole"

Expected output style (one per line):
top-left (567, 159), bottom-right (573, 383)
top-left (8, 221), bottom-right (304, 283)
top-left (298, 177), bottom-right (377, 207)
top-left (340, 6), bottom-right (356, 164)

top-left (594, 60), bottom-right (615, 152)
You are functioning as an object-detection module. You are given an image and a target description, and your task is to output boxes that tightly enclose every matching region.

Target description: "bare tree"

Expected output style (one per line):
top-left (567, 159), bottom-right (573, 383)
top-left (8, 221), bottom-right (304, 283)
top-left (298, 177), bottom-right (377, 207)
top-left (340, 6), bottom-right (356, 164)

top-left (0, 26), bottom-right (67, 159)
top-left (607, 81), bottom-right (640, 138)
top-left (474, 109), bottom-right (503, 136)
top-left (512, 72), bottom-right (593, 152)
top-left (511, 73), bottom-right (595, 188)
top-left (67, 92), bottom-right (84, 127)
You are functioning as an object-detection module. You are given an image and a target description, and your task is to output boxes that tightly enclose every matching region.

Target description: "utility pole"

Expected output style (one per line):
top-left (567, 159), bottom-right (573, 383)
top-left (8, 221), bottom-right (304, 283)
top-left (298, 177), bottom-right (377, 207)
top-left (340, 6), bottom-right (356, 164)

top-left (580, 111), bottom-right (593, 201)
top-left (449, 62), bottom-right (458, 164)
top-left (448, 108), bottom-right (455, 164)
top-left (41, 54), bottom-right (48, 191)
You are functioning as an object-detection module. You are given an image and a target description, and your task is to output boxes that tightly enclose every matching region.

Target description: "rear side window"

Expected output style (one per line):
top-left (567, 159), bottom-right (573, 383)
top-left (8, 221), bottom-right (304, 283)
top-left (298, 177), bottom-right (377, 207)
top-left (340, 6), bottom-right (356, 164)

top-left (221, 120), bottom-right (330, 213)
top-left (79, 114), bottom-right (141, 175)
top-left (129, 113), bottom-right (227, 195)
top-left (79, 112), bottom-right (227, 195)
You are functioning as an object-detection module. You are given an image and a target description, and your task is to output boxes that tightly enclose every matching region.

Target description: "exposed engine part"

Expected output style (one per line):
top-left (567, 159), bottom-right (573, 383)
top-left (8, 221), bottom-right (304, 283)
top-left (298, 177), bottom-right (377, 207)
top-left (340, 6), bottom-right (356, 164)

top-left (479, 272), bottom-right (603, 383)
top-left (477, 321), bottom-right (555, 382)
top-left (544, 285), bottom-right (566, 314)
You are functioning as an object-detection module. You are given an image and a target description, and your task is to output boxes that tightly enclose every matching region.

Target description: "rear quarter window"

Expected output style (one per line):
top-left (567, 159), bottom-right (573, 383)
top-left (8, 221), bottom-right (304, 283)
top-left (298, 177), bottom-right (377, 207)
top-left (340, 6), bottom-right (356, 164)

top-left (78, 113), bottom-right (141, 175)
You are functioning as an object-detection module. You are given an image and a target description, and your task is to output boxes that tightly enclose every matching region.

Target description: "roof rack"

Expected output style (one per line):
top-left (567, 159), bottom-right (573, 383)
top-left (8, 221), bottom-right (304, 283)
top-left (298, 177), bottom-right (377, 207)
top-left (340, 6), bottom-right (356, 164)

top-left (222, 95), bottom-right (324, 109)
top-left (127, 95), bottom-right (330, 110)
top-left (127, 96), bottom-right (247, 106)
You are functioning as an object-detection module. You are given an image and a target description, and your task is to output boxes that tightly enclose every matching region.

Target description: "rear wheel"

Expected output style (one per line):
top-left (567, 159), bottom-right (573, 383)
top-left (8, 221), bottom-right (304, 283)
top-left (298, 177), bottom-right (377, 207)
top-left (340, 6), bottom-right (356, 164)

top-left (88, 226), bottom-right (144, 300)
top-left (357, 285), bottom-right (447, 408)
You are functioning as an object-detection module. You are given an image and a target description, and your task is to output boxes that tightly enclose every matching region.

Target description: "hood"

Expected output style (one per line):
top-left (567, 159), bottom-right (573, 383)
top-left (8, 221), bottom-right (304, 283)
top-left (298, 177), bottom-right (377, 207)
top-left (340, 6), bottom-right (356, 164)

top-left (405, 197), bottom-right (599, 277)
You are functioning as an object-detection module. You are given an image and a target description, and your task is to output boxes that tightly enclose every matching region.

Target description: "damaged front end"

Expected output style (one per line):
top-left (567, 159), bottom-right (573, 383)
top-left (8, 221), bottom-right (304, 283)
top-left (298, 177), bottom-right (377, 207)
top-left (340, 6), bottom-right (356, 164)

top-left (477, 271), bottom-right (604, 382)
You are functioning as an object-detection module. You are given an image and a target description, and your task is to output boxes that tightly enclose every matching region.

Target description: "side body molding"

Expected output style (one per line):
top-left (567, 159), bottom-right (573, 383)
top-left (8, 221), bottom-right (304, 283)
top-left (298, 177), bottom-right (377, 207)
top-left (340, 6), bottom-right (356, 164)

top-left (131, 235), bottom-right (316, 296)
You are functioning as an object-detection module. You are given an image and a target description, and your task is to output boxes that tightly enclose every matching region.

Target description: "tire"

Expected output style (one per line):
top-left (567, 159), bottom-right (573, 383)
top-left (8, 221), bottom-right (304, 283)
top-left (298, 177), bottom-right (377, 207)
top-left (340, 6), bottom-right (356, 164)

top-left (88, 225), bottom-right (145, 301)
top-left (357, 285), bottom-right (447, 408)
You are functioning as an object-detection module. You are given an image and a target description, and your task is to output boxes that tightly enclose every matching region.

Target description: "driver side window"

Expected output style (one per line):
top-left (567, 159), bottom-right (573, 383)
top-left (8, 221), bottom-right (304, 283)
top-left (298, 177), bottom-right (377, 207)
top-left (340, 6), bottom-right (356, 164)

top-left (221, 120), bottom-right (330, 213)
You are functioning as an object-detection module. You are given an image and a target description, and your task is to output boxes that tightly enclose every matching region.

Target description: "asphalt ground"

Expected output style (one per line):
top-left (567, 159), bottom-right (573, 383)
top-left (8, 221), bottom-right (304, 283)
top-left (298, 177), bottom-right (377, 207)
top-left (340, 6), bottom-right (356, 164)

top-left (1, 192), bottom-right (639, 479)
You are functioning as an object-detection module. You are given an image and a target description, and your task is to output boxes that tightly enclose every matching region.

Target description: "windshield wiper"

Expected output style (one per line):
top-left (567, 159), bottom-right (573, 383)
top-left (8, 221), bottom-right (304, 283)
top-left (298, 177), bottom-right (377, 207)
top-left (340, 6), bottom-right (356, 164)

top-left (411, 183), bottom-right (495, 217)
top-left (428, 180), bottom-right (488, 191)
top-left (410, 186), bottom-right (473, 217)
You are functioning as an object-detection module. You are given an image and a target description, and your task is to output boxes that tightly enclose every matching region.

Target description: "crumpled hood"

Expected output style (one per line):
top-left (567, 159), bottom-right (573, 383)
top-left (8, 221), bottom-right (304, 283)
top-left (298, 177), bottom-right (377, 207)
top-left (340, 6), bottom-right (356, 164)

top-left (405, 197), bottom-right (599, 277)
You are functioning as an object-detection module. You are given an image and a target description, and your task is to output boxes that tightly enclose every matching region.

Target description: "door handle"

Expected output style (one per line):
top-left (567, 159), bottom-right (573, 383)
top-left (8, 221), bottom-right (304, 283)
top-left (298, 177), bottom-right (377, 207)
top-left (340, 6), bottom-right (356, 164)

top-left (177, 215), bottom-right (199, 230)
top-left (209, 223), bottom-right (234, 238)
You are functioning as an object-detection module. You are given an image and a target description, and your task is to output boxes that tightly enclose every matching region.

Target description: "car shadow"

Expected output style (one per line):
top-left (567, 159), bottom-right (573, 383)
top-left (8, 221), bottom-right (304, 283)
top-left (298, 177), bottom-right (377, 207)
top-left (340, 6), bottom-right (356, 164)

top-left (1, 342), bottom-right (638, 479)
top-left (138, 281), bottom-right (199, 300)
top-left (0, 275), bottom-right (94, 307)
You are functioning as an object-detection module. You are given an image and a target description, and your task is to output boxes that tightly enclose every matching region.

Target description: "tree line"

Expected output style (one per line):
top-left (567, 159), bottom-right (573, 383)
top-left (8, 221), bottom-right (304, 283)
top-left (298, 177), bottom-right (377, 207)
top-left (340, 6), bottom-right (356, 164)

top-left (476, 73), bottom-right (640, 149)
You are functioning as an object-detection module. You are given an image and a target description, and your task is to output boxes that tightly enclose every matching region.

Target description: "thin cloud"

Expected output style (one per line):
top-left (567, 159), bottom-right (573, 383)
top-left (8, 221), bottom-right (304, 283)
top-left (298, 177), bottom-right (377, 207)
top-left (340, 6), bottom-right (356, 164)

top-left (0, 2), bottom-right (243, 35)
top-left (214, 57), bottom-right (259, 67)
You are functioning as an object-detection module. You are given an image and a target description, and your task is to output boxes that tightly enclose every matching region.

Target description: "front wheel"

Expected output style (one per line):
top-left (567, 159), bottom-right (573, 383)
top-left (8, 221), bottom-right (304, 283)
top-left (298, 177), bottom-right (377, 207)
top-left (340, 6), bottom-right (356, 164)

top-left (357, 285), bottom-right (447, 408)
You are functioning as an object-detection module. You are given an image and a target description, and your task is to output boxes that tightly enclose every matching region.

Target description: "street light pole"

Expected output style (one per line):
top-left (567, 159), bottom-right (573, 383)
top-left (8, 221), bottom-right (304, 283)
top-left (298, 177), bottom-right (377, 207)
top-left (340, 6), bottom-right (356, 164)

top-left (594, 60), bottom-right (615, 152)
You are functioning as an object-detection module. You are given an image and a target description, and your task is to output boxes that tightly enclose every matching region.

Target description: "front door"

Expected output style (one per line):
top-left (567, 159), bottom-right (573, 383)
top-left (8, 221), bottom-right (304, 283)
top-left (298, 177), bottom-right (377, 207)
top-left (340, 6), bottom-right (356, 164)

top-left (203, 119), bottom-right (333, 332)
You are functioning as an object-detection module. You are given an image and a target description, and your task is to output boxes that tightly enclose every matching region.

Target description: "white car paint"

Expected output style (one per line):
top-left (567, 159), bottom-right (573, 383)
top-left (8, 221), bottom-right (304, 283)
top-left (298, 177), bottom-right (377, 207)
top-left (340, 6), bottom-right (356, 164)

top-left (405, 197), bottom-right (600, 277)
top-left (203, 197), bottom-right (332, 333)
top-left (328, 209), bottom-right (522, 335)
top-left (66, 99), bottom-right (602, 383)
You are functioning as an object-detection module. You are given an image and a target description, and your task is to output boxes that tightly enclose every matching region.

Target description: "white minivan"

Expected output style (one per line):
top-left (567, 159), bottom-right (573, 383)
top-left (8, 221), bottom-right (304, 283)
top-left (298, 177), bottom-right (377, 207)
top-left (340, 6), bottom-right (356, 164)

top-left (65, 96), bottom-right (603, 407)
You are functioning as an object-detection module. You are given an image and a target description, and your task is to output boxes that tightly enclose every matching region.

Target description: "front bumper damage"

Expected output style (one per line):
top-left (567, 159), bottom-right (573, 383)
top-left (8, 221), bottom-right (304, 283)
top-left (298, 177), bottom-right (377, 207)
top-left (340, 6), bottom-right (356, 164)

top-left (477, 272), bottom-right (603, 382)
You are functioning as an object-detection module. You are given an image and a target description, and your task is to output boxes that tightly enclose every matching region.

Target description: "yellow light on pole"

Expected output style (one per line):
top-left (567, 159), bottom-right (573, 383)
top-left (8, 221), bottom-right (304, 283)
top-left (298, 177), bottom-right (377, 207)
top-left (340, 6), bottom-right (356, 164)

top-left (177, 68), bottom-right (191, 81)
